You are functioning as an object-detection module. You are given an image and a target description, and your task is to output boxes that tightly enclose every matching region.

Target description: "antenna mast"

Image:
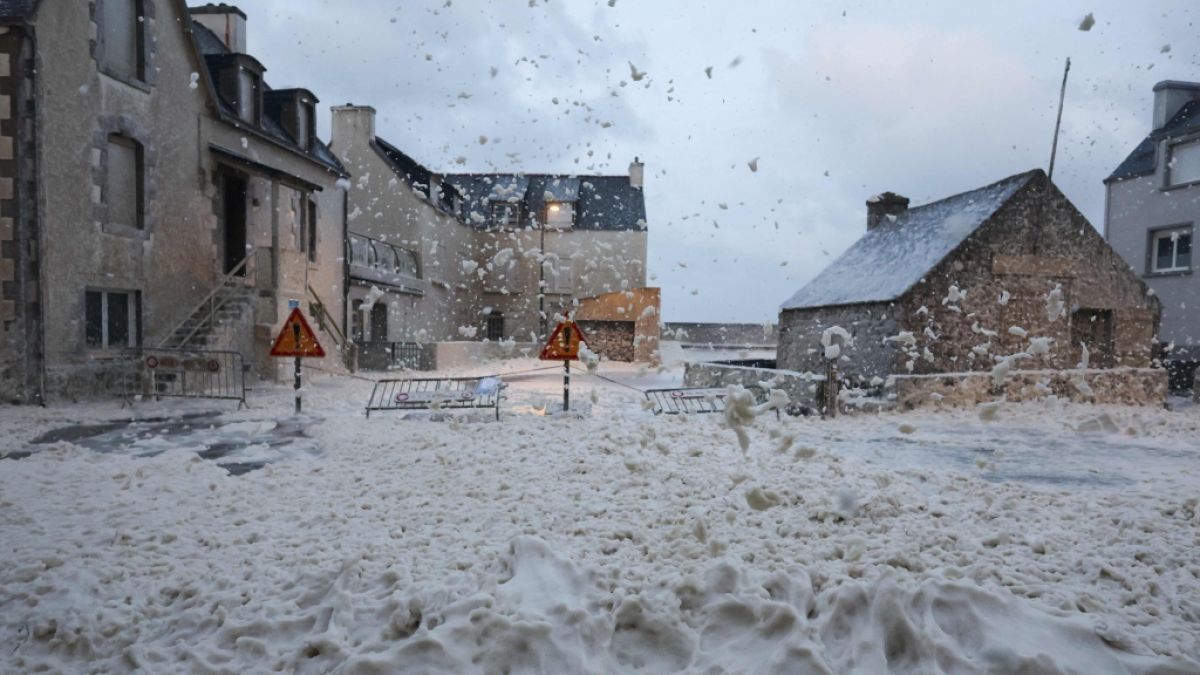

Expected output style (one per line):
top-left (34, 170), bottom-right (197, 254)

top-left (1048, 57), bottom-right (1071, 180)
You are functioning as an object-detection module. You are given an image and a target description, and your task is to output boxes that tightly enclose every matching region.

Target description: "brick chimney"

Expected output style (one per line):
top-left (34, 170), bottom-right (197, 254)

top-left (190, 4), bottom-right (247, 53)
top-left (866, 192), bottom-right (909, 231)
top-left (330, 104), bottom-right (376, 152)
top-left (1152, 80), bottom-right (1200, 131)
top-left (629, 157), bottom-right (644, 189)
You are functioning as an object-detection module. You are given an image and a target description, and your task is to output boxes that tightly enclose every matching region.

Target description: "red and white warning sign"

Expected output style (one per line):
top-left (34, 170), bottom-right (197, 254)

top-left (539, 320), bottom-right (587, 361)
top-left (269, 308), bottom-right (326, 358)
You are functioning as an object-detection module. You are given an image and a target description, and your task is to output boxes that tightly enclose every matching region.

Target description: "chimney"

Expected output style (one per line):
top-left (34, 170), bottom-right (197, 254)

top-left (866, 192), bottom-right (909, 231)
top-left (190, 4), bottom-right (248, 53)
top-left (330, 104), bottom-right (376, 152)
top-left (1152, 80), bottom-right (1200, 130)
top-left (629, 157), bottom-right (644, 189)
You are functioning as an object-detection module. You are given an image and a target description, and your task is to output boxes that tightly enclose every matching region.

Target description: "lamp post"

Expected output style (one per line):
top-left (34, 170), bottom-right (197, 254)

top-left (538, 218), bottom-right (546, 340)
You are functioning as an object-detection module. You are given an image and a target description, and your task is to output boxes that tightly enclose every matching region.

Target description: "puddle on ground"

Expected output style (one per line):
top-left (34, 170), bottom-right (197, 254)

top-left (16, 412), bottom-right (319, 475)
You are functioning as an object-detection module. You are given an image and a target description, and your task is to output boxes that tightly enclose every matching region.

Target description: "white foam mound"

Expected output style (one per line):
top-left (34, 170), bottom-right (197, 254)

top-left (330, 537), bottom-right (1191, 674)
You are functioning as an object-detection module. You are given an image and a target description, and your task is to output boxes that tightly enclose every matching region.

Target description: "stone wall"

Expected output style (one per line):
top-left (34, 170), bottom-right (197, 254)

top-left (663, 322), bottom-right (776, 347)
top-left (0, 25), bottom-right (37, 403)
top-left (777, 302), bottom-right (899, 384)
top-left (897, 174), bottom-right (1160, 377)
top-left (683, 361), bottom-right (822, 411)
top-left (889, 367), bottom-right (1168, 409)
top-left (578, 320), bottom-right (634, 361)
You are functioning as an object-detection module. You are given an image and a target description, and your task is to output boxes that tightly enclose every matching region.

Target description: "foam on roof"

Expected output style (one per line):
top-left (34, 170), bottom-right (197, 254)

top-left (781, 170), bottom-right (1040, 311)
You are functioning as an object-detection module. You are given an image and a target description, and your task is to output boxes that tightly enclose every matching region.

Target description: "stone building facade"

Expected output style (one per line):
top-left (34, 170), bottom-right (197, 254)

top-left (0, 1), bottom-right (349, 402)
top-left (778, 170), bottom-right (1161, 391)
top-left (330, 104), bottom-right (659, 367)
top-left (1105, 80), bottom-right (1200, 392)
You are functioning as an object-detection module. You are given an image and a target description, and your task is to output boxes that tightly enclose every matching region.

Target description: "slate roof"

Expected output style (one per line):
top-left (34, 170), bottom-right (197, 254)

top-left (0, 0), bottom-right (37, 21)
top-left (781, 170), bottom-right (1040, 311)
top-left (190, 21), bottom-right (345, 176)
top-left (1106, 99), bottom-right (1200, 183)
top-left (448, 173), bottom-right (647, 231)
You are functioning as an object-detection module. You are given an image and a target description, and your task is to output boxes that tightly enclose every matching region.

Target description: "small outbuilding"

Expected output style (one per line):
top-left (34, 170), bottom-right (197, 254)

top-left (777, 169), bottom-right (1162, 401)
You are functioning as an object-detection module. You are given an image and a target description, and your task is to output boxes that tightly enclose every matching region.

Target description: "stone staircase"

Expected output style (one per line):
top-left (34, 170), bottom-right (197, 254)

top-left (161, 281), bottom-right (258, 350)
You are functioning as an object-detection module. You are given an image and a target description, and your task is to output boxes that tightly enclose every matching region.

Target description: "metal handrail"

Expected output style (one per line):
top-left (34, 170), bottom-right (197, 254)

top-left (307, 283), bottom-right (348, 348)
top-left (158, 253), bottom-right (252, 348)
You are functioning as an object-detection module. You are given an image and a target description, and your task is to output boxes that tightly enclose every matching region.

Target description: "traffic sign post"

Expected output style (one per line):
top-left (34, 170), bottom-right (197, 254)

top-left (539, 320), bottom-right (587, 413)
top-left (269, 308), bottom-right (326, 414)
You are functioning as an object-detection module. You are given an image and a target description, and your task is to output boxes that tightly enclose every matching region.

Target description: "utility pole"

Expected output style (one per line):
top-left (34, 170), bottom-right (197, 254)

top-left (1048, 57), bottom-right (1071, 181)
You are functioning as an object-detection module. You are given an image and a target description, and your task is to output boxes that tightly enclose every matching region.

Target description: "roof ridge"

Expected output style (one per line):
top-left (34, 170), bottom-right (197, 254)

top-left (900, 168), bottom-right (1042, 216)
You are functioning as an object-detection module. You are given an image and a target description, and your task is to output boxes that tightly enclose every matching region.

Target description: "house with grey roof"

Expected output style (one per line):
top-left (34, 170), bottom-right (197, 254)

top-left (777, 169), bottom-right (1160, 400)
top-left (0, 1), bottom-right (351, 402)
top-left (330, 104), bottom-right (657, 368)
top-left (1104, 80), bottom-right (1200, 393)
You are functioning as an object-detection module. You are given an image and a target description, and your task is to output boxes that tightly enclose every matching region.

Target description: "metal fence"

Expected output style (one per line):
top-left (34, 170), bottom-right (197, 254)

top-left (644, 384), bottom-right (769, 416)
top-left (365, 376), bottom-right (504, 419)
top-left (391, 342), bottom-right (425, 370)
top-left (123, 348), bottom-right (248, 408)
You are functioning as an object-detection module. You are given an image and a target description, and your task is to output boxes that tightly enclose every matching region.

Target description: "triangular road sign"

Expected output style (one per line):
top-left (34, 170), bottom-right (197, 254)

top-left (270, 308), bottom-right (326, 358)
top-left (540, 320), bottom-right (587, 361)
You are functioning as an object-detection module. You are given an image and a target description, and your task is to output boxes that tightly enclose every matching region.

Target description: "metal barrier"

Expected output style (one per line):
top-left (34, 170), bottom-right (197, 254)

top-left (365, 376), bottom-right (504, 419)
top-left (124, 348), bottom-right (248, 408)
top-left (644, 384), bottom-right (771, 416)
top-left (391, 342), bottom-right (425, 370)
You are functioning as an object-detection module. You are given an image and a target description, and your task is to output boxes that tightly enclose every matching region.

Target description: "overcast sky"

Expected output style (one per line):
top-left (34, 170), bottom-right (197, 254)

top-left (244, 0), bottom-right (1199, 323)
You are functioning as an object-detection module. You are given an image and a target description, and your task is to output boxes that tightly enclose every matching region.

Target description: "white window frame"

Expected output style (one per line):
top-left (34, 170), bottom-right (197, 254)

top-left (1150, 226), bottom-right (1192, 274)
top-left (1167, 139), bottom-right (1200, 187)
top-left (545, 201), bottom-right (574, 229)
top-left (85, 289), bottom-right (139, 351)
top-left (546, 257), bottom-right (574, 294)
top-left (490, 201), bottom-right (521, 229)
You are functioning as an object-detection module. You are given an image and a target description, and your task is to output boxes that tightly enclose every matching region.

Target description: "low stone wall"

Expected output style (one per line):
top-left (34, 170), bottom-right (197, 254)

top-left (683, 361), bottom-right (823, 410)
top-left (890, 367), bottom-right (1169, 409)
top-left (665, 322), bottom-right (776, 348)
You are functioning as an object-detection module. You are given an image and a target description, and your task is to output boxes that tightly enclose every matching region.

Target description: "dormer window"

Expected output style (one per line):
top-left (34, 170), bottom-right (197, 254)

top-left (545, 201), bottom-right (574, 229)
top-left (206, 54), bottom-right (266, 128)
top-left (1167, 139), bottom-right (1200, 187)
top-left (298, 99), bottom-right (316, 151)
top-left (236, 67), bottom-right (261, 124)
top-left (265, 89), bottom-right (318, 151)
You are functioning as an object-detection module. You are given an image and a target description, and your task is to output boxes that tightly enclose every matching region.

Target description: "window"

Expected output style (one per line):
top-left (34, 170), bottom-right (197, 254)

top-left (101, 0), bottom-right (145, 82)
top-left (349, 235), bottom-right (371, 267)
top-left (545, 201), bottom-right (574, 228)
top-left (106, 135), bottom-right (143, 231)
top-left (85, 289), bottom-right (140, 350)
top-left (438, 183), bottom-right (459, 212)
top-left (1168, 140), bottom-right (1200, 187)
top-left (237, 68), bottom-right (262, 124)
top-left (1151, 227), bottom-right (1192, 273)
top-left (395, 248), bottom-right (419, 277)
top-left (367, 241), bottom-right (380, 269)
top-left (486, 314), bottom-right (505, 341)
top-left (297, 101), bottom-right (316, 151)
top-left (490, 202), bottom-right (521, 228)
top-left (545, 257), bottom-right (574, 294)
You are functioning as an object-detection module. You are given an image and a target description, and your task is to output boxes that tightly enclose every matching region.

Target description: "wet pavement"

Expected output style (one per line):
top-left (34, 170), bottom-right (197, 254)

top-left (18, 412), bottom-right (319, 475)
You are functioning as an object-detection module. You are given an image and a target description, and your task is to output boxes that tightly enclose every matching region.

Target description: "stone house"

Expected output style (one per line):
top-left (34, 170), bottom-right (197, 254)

top-left (0, 0), bottom-right (349, 403)
top-left (330, 104), bottom-right (658, 367)
top-left (777, 169), bottom-right (1161, 391)
top-left (1104, 80), bottom-right (1199, 393)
